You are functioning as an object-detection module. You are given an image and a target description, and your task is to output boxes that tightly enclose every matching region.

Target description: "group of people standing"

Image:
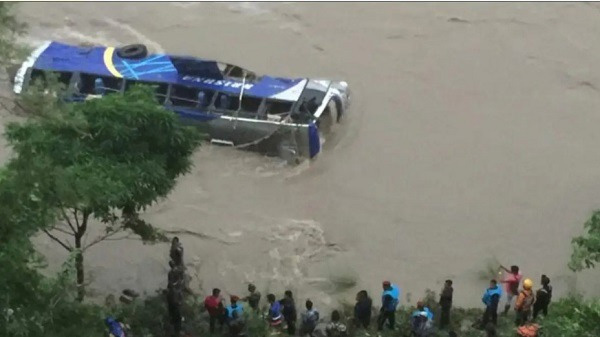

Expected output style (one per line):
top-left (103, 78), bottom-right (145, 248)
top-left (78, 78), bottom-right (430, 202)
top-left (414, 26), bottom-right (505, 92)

top-left (375, 281), bottom-right (435, 336)
top-left (203, 286), bottom-right (340, 337)
top-left (478, 265), bottom-right (552, 336)
top-left (198, 280), bottom-right (435, 337)
top-left (161, 239), bottom-right (553, 337)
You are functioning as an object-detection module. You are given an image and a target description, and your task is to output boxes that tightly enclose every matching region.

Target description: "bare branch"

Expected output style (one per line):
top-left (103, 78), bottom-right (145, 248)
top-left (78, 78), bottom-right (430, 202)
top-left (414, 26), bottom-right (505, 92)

top-left (53, 227), bottom-right (74, 236)
top-left (73, 208), bottom-right (80, 231)
top-left (83, 226), bottom-right (125, 251)
top-left (59, 207), bottom-right (77, 235)
top-left (43, 229), bottom-right (73, 252)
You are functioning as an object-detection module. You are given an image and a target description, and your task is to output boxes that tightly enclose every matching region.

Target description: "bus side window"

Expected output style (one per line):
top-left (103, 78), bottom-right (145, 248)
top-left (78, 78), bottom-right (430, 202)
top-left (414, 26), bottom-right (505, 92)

top-left (125, 80), bottom-right (168, 104)
top-left (241, 96), bottom-right (263, 113)
top-left (196, 90), bottom-right (215, 108)
top-left (155, 83), bottom-right (169, 104)
top-left (81, 73), bottom-right (123, 95)
top-left (215, 93), bottom-right (240, 111)
top-left (170, 85), bottom-right (214, 108)
top-left (265, 100), bottom-right (293, 115)
top-left (28, 70), bottom-right (72, 89)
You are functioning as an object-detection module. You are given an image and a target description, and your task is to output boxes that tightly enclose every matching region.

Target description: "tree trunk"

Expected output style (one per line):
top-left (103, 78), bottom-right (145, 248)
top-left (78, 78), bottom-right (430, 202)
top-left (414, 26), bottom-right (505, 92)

top-left (75, 235), bottom-right (85, 301)
top-left (75, 210), bottom-right (89, 302)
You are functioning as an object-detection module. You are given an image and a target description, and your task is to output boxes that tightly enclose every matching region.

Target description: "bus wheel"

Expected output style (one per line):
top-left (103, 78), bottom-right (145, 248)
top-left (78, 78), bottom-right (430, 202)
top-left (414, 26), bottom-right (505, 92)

top-left (117, 44), bottom-right (148, 59)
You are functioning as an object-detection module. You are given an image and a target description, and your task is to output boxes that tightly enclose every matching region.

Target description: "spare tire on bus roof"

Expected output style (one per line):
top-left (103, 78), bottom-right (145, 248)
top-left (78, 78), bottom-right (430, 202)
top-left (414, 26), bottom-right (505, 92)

top-left (116, 44), bottom-right (148, 59)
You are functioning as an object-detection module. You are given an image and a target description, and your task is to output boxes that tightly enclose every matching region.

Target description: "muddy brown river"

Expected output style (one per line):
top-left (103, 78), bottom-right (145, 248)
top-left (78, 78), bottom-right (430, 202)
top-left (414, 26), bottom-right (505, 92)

top-left (4, 2), bottom-right (600, 309)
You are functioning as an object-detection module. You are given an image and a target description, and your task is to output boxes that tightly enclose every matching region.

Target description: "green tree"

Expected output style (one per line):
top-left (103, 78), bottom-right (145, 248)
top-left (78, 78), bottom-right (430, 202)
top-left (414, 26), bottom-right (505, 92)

top-left (0, 2), bottom-right (27, 68)
top-left (4, 84), bottom-right (201, 300)
top-left (569, 210), bottom-right (600, 271)
top-left (540, 297), bottom-right (600, 337)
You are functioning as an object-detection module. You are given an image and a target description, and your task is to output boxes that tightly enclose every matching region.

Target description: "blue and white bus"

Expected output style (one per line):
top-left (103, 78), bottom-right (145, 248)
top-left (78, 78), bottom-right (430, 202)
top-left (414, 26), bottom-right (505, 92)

top-left (12, 41), bottom-right (350, 160)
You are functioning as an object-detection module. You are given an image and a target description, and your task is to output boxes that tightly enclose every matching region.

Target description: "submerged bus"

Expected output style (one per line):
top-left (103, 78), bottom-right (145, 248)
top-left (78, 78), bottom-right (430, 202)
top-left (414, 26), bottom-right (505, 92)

top-left (12, 41), bottom-right (350, 161)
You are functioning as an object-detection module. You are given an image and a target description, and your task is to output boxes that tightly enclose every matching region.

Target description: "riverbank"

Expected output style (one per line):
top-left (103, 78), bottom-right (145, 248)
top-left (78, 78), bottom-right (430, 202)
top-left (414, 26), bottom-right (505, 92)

top-left (108, 286), bottom-right (599, 337)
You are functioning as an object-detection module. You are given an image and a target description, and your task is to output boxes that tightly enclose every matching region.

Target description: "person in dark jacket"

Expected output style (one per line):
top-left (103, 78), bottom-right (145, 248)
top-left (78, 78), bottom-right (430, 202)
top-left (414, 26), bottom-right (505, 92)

top-left (354, 290), bottom-right (372, 329)
top-left (170, 237), bottom-right (184, 267)
top-left (480, 279), bottom-right (502, 328)
top-left (533, 275), bottom-right (552, 319)
top-left (281, 290), bottom-right (297, 335)
top-left (167, 285), bottom-right (183, 337)
top-left (439, 280), bottom-right (453, 329)
top-left (377, 294), bottom-right (396, 330)
top-left (243, 283), bottom-right (261, 312)
top-left (167, 260), bottom-right (184, 290)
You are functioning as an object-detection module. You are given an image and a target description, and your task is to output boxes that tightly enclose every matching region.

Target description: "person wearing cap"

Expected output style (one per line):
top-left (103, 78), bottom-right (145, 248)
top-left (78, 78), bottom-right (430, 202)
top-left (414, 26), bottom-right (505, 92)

top-left (515, 278), bottom-right (535, 326)
top-left (243, 283), bottom-right (261, 312)
top-left (377, 281), bottom-right (400, 331)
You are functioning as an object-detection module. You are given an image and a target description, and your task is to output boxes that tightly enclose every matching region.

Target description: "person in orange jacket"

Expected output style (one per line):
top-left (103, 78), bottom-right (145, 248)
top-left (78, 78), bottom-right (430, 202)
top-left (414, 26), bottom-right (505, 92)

top-left (515, 278), bottom-right (535, 326)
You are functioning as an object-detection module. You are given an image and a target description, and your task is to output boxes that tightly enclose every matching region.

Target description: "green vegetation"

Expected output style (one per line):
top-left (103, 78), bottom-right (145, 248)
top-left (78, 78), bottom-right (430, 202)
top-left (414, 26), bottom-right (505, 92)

top-left (0, 3), bottom-right (27, 67)
top-left (0, 3), bottom-right (598, 337)
top-left (569, 210), bottom-right (600, 271)
top-left (7, 78), bottom-right (201, 300)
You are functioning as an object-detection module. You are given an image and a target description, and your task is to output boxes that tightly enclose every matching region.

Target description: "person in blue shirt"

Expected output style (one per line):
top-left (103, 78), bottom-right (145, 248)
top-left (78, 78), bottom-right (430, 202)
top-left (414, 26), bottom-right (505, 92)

top-left (300, 299), bottom-right (320, 337)
top-left (105, 316), bottom-right (128, 337)
top-left (480, 279), bottom-right (503, 328)
top-left (225, 295), bottom-right (245, 337)
top-left (226, 295), bottom-right (244, 322)
top-left (377, 281), bottom-right (400, 331)
top-left (268, 293), bottom-right (284, 328)
top-left (411, 301), bottom-right (434, 336)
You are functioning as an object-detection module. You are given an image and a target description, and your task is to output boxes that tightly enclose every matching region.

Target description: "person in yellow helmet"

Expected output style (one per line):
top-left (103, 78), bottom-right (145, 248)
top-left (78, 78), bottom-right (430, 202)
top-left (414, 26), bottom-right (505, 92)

top-left (515, 278), bottom-right (535, 326)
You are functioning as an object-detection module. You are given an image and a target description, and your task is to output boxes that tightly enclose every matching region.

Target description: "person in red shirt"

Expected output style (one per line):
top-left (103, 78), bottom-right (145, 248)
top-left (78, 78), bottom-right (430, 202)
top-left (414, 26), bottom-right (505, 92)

top-left (204, 288), bottom-right (225, 334)
top-left (499, 265), bottom-right (522, 315)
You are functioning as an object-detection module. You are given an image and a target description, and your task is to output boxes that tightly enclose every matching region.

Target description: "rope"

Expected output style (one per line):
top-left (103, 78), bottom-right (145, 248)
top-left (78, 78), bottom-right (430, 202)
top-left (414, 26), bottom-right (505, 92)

top-left (231, 114), bottom-right (295, 149)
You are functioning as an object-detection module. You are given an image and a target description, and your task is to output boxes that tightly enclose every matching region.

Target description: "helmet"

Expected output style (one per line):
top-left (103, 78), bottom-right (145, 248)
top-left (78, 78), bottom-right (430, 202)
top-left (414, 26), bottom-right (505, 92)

top-left (523, 278), bottom-right (533, 289)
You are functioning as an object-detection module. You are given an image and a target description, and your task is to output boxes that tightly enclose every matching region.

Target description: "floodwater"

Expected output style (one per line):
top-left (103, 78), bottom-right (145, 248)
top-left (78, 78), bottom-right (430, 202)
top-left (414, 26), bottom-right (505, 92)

top-left (6, 2), bottom-right (600, 308)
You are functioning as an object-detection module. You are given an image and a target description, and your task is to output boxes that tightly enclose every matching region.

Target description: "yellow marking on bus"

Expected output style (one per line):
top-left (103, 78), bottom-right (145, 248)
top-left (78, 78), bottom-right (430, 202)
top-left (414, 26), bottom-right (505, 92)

top-left (103, 47), bottom-right (123, 78)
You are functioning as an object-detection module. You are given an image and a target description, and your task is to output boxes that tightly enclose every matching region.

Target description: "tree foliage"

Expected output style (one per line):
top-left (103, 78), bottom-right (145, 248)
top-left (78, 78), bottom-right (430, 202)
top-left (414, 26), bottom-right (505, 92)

top-left (0, 2), bottom-right (27, 68)
top-left (569, 210), bottom-right (600, 271)
top-left (540, 296), bottom-right (600, 337)
top-left (4, 83), bottom-right (201, 299)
